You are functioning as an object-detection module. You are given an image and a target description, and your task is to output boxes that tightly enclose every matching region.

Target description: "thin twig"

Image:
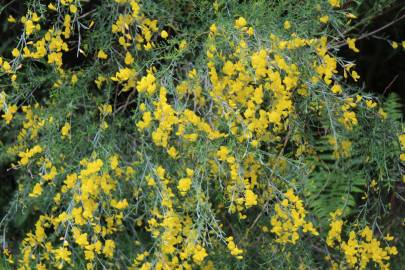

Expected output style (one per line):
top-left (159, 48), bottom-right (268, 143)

top-left (382, 75), bottom-right (399, 96)
top-left (332, 13), bottom-right (405, 49)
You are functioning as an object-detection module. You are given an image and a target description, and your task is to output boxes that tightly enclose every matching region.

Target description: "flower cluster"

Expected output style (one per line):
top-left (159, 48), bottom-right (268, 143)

top-left (270, 189), bottom-right (318, 244)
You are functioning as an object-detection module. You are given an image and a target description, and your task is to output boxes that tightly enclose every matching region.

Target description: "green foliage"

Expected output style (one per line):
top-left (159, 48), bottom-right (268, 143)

top-left (0, 0), bottom-right (403, 269)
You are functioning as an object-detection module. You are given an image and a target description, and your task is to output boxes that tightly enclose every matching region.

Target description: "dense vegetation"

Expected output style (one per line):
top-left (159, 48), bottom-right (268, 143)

top-left (0, 0), bottom-right (404, 269)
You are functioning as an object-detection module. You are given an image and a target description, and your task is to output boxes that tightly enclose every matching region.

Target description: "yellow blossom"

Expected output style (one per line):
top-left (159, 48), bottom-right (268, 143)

top-left (283, 20), bottom-right (291, 30)
top-left (160, 30), bottom-right (168, 39)
top-left (29, 183), bottom-right (43, 197)
top-left (329, 0), bottom-right (340, 7)
top-left (178, 177), bottom-right (192, 195)
top-left (319, 15), bottom-right (329, 24)
top-left (347, 38), bottom-right (360, 53)
top-left (234, 17), bottom-right (247, 29)
top-left (70, 4), bottom-right (78, 13)
top-left (103, 240), bottom-right (115, 258)
top-left (97, 50), bottom-right (108, 60)
top-left (61, 122), bottom-right (71, 138)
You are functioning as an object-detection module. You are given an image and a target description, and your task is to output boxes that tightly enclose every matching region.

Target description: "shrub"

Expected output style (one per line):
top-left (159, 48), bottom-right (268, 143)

top-left (0, 0), bottom-right (403, 269)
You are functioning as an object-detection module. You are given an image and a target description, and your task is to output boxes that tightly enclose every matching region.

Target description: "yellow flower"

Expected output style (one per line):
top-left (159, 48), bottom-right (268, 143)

top-left (146, 175), bottom-right (156, 186)
top-left (61, 122), bottom-right (71, 138)
top-left (53, 247), bottom-right (72, 263)
top-left (192, 245), bottom-right (208, 264)
top-left (226, 237), bottom-right (243, 259)
top-left (209, 24), bottom-right (217, 35)
top-left (7, 15), bottom-right (16, 23)
top-left (97, 50), bottom-right (108, 60)
top-left (29, 183), bottom-right (43, 197)
top-left (167, 146), bottom-right (178, 159)
top-left (111, 68), bottom-right (135, 82)
top-left (216, 146), bottom-right (229, 161)
top-left (103, 240), bottom-right (115, 258)
top-left (283, 20), bottom-right (291, 30)
top-left (179, 39), bottom-right (188, 50)
top-left (399, 134), bottom-right (405, 148)
top-left (160, 30), bottom-right (168, 39)
top-left (24, 20), bottom-right (36, 35)
top-left (329, 0), bottom-right (340, 7)
top-left (110, 155), bottom-right (119, 170)
top-left (331, 84), bottom-right (342, 94)
top-left (319, 15), bottom-right (329, 24)
top-left (125, 51), bottom-right (134, 65)
top-left (18, 145), bottom-right (43, 165)
top-left (71, 74), bottom-right (78, 85)
top-left (12, 48), bottom-right (20, 58)
top-left (365, 100), bottom-right (377, 109)
top-left (64, 173), bottom-right (78, 189)
top-left (99, 104), bottom-right (113, 115)
top-left (73, 228), bottom-right (89, 247)
top-left (136, 73), bottom-right (156, 95)
top-left (2, 104), bottom-right (18, 124)
top-left (178, 177), bottom-right (192, 195)
top-left (48, 3), bottom-right (57, 11)
top-left (137, 111), bottom-right (153, 130)
top-left (42, 166), bottom-right (58, 181)
top-left (245, 189), bottom-right (258, 207)
top-left (111, 199), bottom-right (129, 209)
top-left (95, 75), bottom-right (107, 89)
top-left (347, 38), bottom-right (360, 53)
top-left (70, 4), bottom-right (78, 13)
top-left (234, 17), bottom-right (247, 29)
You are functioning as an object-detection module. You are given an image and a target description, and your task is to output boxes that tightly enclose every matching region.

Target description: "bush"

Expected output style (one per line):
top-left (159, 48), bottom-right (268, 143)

top-left (0, 0), bottom-right (403, 269)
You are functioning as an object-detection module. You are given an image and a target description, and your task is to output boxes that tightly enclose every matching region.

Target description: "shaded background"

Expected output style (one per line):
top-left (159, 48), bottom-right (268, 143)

top-left (339, 0), bottom-right (405, 112)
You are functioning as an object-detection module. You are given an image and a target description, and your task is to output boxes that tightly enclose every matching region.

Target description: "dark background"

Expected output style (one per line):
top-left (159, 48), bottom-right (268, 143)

top-left (339, 0), bottom-right (405, 111)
